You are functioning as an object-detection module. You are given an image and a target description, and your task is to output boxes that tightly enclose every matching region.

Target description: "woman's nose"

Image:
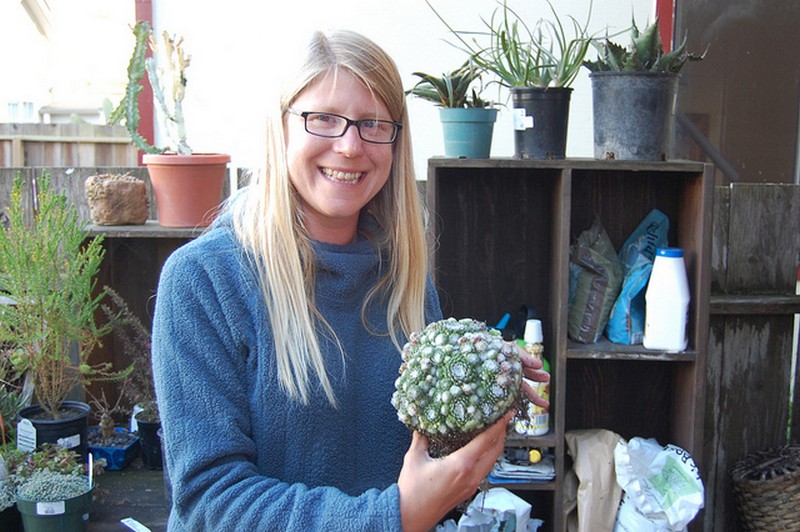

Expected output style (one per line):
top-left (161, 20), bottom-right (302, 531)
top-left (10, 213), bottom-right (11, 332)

top-left (332, 124), bottom-right (364, 157)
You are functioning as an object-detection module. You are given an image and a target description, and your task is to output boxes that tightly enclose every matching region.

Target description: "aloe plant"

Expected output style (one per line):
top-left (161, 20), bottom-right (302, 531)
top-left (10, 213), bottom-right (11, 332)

top-left (583, 17), bottom-right (705, 73)
top-left (427, 0), bottom-right (593, 89)
top-left (106, 21), bottom-right (192, 155)
top-left (406, 61), bottom-right (492, 108)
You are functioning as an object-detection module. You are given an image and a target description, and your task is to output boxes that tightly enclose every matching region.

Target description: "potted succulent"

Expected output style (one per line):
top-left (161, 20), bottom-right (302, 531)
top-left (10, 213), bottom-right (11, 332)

top-left (427, 0), bottom-right (593, 159)
top-left (0, 172), bottom-right (131, 461)
top-left (86, 384), bottom-right (139, 472)
top-left (107, 21), bottom-right (230, 228)
top-left (2, 444), bottom-right (102, 532)
top-left (407, 60), bottom-right (498, 158)
top-left (100, 288), bottom-right (162, 470)
top-left (583, 17), bottom-right (705, 160)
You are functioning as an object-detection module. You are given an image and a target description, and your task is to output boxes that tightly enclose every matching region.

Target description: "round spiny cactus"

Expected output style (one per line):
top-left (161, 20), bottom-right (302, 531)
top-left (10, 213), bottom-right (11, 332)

top-left (391, 317), bottom-right (524, 457)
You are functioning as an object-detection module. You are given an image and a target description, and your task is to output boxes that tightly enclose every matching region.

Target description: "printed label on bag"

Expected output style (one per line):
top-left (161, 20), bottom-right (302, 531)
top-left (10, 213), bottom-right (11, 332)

top-left (37, 501), bottom-right (66, 516)
top-left (513, 108), bottom-right (534, 130)
top-left (16, 419), bottom-right (36, 452)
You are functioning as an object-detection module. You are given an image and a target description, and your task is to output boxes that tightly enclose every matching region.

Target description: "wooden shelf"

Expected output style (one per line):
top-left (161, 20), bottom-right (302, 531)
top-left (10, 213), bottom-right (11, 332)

top-left (87, 220), bottom-right (208, 239)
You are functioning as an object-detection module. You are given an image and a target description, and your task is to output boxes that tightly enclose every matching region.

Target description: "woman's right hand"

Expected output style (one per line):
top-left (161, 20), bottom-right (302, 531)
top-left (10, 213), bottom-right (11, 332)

top-left (397, 409), bottom-right (513, 532)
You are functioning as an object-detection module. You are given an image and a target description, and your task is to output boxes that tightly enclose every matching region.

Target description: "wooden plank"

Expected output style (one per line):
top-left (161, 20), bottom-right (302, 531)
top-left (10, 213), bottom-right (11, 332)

top-left (710, 294), bottom-right (800, 315)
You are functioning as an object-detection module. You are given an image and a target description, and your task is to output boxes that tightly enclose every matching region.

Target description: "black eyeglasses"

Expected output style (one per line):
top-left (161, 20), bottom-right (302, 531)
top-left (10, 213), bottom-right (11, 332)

top-left (287, 108), bottom-right (402, 144)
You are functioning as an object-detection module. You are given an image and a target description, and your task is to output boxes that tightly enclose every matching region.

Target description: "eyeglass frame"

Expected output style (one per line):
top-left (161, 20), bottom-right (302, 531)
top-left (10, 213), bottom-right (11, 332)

top-left (286, 108), bottom-right (402, 145)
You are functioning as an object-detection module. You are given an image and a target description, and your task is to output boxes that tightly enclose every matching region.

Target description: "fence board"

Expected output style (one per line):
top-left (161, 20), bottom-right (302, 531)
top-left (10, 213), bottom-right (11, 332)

top-left (704, 183), bottom-right (800, 531)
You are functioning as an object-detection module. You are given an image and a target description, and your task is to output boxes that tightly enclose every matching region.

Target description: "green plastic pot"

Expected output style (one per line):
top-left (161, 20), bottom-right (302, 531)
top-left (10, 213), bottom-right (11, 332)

top-left (16, 488), bottom-right (92, 532)
top-left (439, 107), bottom-right (498, 158)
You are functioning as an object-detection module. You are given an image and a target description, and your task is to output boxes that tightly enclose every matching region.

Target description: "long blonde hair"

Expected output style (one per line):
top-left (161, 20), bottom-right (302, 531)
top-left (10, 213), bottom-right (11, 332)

top-left (231, 30), bottom-right (428, 407)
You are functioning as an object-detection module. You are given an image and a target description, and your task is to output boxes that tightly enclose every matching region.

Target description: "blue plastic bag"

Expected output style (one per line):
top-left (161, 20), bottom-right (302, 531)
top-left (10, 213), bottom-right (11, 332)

top-left (605, 209), bottom-right (669, 344)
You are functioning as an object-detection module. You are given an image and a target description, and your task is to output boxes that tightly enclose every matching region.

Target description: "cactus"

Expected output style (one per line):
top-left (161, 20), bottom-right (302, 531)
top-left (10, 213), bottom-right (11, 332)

top-left (391, 317), bottom-right (525, 457)
top-left (107, 21), bottom-right (192, 155)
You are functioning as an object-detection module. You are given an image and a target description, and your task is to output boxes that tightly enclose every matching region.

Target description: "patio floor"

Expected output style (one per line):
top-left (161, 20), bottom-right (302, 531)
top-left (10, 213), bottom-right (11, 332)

top-left (89, 457), bottom-right (169, 532)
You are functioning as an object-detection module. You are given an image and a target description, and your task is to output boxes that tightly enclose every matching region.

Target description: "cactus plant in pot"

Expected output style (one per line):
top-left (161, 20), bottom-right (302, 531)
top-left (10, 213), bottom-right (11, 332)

top-left (583, 17), bottom-right (705, 160)
top-left (407, 60), bottom-right (498, 158)
top-left (0, 172), bottom-right (131, 462)
top-left (107, 21), bottom-right (230, 228)
top-left (428, 0), bottom-right (593, 159)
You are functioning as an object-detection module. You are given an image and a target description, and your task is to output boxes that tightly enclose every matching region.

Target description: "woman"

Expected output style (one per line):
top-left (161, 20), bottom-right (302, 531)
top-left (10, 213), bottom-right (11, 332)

top-left (152, 29), bottom-right (547, 531)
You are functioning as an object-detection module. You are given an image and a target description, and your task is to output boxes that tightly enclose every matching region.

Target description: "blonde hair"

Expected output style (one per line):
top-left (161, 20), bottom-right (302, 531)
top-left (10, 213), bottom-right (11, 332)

top-left (231, 30), bottom-right (428, 407)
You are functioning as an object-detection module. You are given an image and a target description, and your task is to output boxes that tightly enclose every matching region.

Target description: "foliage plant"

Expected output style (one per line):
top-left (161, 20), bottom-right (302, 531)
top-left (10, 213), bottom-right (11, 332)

top-left (0, 172), bottom-right (131, 420)
top-left (427, 0), bottom-right (593, 89)
top-left (101, 287), bottom-right (159, 423)
top-left (106, 20), bottom-right (192, 155)
top-left (406, 60), bottom-right (494, 109)
top-left (583, 17), bottom-right (705, 73)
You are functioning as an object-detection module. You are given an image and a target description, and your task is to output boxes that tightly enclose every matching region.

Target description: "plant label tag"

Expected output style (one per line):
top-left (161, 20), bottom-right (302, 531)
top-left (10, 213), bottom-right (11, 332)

top-left (37, 501), bottom-right (66, 516)
top-left (513, 108), bottom-right (534, 130)
top-left (121, 517), bottom-right (153, 532)
top-left (57, 433), bottom-right (81, 450)
top-left (131, 405), bottom-right (144, 432)
top-left (16, 418), bottom-right (36, 452)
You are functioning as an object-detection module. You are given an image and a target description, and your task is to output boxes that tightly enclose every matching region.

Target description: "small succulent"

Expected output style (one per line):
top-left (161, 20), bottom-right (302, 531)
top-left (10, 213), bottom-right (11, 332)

top-left (391, 318), bottom-right (525, 457)
top-left (15, 470), bottom-right (89, 502)
top-left (583, 17), bottom-right (705, 73)
top-left (406, 61), bottom-right (492, 109)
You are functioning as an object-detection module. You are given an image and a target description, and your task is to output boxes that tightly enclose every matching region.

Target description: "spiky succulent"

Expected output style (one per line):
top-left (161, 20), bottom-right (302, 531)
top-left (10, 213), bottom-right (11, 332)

top-left (391, 317), bottom-right (524, 457)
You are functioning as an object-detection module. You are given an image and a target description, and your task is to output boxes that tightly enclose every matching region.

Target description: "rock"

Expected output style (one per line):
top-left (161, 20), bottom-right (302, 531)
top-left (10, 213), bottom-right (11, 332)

top-left (85, 174), bottom-right (149, 225)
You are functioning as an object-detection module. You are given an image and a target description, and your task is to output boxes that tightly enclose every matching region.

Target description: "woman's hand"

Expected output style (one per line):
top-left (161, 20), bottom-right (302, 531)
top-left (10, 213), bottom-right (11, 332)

top-left (397, 410), bottom-right (514, 532)
top-left (516, 344), bottom-right (550, 409)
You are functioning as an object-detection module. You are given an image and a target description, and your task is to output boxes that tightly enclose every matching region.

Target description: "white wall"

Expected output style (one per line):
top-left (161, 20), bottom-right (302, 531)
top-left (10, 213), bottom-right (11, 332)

top-left (151, 0), bottom-right (655, 177)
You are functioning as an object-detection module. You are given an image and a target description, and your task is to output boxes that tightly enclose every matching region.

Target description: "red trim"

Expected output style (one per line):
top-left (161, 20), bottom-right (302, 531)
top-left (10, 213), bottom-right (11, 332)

top-left (134, 0), bottom-right (154, 165)
top-left (656, 0), bottom-right (675, 52)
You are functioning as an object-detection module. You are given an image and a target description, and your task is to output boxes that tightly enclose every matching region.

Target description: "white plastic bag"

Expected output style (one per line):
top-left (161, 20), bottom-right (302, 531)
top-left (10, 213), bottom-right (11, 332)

top-left (613, 437), bottom-right (704, 531)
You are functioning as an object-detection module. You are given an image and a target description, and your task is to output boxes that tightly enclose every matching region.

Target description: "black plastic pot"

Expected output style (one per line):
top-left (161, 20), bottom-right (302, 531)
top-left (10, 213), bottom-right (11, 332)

top-left (511, 86), bottom-right (572, 159)
top-left (137, 419), bottom-right (163, 470)
top-left (0, 505), bottom-right (23, 532)
top-left (590, 71), bottom-right (679, 160)
top-left (16, 401), bottom-right (91, 462)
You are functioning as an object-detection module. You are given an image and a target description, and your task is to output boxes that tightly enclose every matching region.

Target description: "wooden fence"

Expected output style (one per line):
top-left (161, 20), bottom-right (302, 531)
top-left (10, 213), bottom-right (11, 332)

top-left (1, 168), bottom-right (799, 531)
top-left (0, 123), bottom-right (138, 167)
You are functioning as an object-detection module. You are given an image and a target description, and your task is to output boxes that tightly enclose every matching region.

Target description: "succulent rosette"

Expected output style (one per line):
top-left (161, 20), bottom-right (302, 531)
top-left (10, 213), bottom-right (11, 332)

top-left (391, 317), bottom-right (525, 456)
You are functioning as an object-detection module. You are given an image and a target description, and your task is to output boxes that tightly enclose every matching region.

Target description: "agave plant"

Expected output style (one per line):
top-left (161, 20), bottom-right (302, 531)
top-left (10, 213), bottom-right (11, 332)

top-left (427, 0), bottom-right (593, 89)
top-left (583, 17), bottom-right (705, 73)
top-left (406, 60), bottom-right (493, 108)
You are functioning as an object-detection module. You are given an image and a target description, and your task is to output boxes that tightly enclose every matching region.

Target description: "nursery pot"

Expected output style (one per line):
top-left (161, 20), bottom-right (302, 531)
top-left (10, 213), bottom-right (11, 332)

top-left (511, 87), bottom-right (572, 160)
top-left (143, 153), bottom-right (230, 228)
top-left (590, 71), bottom-right (679, 161)
top-left (16, 488), bottom-right (92, 532)
top-left (16, 401), bottom-right (91, 462)
top-left (137, 419), bottom-right (163, 470)
top-left (439, 107), bottom-right (498, 158)
top-left (0, 505), bottom-right (23, 532)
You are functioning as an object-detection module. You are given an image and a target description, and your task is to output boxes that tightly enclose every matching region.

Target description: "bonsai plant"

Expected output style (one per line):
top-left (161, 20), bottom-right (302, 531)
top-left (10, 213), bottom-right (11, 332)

top-left (427, 0), bottom-right (593, 159)
top-left (407, 60), bottom-right (499, 158)
top-left (583, 17), bottom-right (705, 160)
top-left (106, 20), bottom-right (230, 228)
top-left (86, 384), bottom-right (140, 472)
top-left (0, 172), bottom-right (131, 460)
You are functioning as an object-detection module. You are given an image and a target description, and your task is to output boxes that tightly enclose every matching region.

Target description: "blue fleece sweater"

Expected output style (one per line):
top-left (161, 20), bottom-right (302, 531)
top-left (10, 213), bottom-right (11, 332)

top-left (152, 215), bottom-right (442, 531)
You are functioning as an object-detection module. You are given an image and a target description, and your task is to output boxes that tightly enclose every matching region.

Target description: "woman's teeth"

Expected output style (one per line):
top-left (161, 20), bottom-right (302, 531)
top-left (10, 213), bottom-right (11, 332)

top-left (322, 168), bottom-right (362, 183)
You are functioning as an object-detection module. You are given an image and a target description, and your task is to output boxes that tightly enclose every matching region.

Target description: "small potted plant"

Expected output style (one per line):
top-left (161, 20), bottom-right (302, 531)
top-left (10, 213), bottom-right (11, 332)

top-left (0, 172), bottom-right (132, 461)
top-left (2, 444), bottom-right (103, 532)
top-left (86, 384), bottom-right (140, 472)
top-left (407, 60), bottom-right (498, 158)
top-left (583, 17), bottom-right (705, 160)
top-left (106, 21), bottom-right (230, 228)
top-left (427, 0), bottom-right (593, 159)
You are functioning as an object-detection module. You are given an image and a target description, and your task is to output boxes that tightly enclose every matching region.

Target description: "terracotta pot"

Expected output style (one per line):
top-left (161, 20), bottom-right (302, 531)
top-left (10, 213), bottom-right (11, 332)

top-left (143, 153), bottom-right (230, 228)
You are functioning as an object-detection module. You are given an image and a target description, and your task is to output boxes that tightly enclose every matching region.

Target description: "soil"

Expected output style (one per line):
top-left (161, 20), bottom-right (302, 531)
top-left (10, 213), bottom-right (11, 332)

top-left (88, 426), bottom-right (138, 448)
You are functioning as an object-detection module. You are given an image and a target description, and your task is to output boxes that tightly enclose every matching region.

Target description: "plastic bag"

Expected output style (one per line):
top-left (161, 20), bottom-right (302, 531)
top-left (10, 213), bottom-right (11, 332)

top-left (435, 488), bottom-right (543, 532)
top-left (605, 209), bottom-right (669, 344)
top-left (613, 437), bottom-right (704, 532)
top-left (568, 218), bottom-right (623, 343)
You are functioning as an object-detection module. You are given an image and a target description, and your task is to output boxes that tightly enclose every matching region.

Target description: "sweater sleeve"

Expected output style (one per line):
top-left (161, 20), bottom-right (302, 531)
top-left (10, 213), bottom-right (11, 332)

top-left (152, 236), bottom-right (403, 532)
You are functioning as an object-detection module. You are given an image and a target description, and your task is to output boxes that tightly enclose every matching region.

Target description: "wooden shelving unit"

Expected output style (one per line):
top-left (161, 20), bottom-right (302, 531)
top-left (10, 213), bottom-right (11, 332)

top-left (427, 158), bottom-right (712, 531)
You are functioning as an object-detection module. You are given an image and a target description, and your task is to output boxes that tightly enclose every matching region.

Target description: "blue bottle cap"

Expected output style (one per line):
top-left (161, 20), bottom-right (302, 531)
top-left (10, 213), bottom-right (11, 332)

top-left (656, 247), bottom-right (684, 258)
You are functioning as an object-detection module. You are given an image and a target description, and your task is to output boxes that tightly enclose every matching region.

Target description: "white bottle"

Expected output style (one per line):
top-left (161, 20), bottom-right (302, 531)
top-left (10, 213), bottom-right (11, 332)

top-left (523, 319), bottom-right (550, 436)
top-left (643, 247), bottom-right (690, 352)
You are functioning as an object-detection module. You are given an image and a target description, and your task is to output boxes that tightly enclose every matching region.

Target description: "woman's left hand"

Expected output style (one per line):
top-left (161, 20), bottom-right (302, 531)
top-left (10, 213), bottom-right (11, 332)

top-left (514, 344), bottom-right (550, 409)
